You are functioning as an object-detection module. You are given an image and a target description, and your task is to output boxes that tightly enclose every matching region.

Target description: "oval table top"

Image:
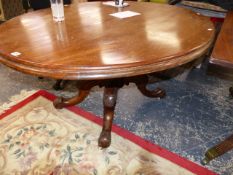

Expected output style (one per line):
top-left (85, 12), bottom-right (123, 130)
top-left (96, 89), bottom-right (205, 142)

top-left (0, 1), bottom-right (214, 80)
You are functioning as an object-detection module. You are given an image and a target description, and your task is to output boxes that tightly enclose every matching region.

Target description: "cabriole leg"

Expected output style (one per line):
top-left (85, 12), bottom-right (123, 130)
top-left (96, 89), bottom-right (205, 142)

top-left (98, 87), bottom-right (118, 148)
top-left (53, 81), bottom-right (97, 109)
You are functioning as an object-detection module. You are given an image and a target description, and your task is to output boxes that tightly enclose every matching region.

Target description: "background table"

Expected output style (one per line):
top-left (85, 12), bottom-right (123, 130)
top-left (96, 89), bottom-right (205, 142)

top-left (203, 11), bottom-right (233, 165)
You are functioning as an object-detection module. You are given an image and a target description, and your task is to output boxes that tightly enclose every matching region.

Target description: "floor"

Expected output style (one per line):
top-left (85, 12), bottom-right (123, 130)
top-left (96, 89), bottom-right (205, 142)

top-left (0, 57), bottom-right (232, 174)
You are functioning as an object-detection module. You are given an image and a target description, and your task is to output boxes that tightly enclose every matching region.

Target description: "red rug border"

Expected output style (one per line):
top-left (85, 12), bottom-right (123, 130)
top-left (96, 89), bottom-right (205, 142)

top-left (0, 90), bottom-right (217, 175)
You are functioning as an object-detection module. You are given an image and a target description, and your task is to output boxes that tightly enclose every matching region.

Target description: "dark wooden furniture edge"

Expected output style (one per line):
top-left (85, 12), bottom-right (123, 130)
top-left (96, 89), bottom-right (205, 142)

top-left (203, 11), bottom-right (233, 165)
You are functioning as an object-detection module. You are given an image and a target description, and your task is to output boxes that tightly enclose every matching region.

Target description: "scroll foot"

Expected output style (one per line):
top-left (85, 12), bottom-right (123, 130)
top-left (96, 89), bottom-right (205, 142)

top-left (137, 84), bottom-right (166, 98)
top-left (132, 75), bottom-right (166, 98)
top-left (53, 89), bottom-right (90, 109)
top-left (53, 81), bottom-right (97, 109)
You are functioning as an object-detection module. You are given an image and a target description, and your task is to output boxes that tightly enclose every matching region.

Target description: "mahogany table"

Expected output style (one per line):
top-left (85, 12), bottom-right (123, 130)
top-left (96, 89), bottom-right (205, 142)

top-left (0, 1), bottom-right (214, 148)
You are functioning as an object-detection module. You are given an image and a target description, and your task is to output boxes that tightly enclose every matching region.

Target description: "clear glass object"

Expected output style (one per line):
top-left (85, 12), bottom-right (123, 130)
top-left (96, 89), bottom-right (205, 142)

top-left (50, 0), bottom-right (64, 22)
top-left (115, 0), bottom-right (124, 7)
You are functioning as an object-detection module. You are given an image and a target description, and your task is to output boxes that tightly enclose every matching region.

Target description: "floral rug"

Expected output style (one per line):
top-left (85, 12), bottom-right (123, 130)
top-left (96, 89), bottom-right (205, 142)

top-left (0, 90), bottom-right (217, 175)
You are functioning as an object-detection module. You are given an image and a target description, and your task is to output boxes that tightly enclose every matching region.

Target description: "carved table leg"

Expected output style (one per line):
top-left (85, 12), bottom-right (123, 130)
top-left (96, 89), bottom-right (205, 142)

top-left (53, 81), bottom-right (97, 109)
top-left (135, 75), bottom-right (166, 98)
top-left (98, 87), bottom-right (118, 148)
top-left (202, 134), bottom-right (233, 165)
top-left (137, 84), bottom-right (166, 98)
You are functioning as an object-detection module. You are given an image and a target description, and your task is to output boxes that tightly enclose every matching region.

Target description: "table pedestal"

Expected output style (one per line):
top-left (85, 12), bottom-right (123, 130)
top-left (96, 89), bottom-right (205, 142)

top-left (53, 75), bottom-right (165, 148)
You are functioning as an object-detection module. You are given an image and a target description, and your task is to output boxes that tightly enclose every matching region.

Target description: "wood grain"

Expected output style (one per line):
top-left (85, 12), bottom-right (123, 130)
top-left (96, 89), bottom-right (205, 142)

top-left (0, 1), bottom-right (214, 80)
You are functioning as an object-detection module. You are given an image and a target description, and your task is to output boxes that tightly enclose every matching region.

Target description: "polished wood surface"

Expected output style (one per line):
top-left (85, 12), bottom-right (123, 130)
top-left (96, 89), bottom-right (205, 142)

top-left (210, 11), bottom-right (233, 69)
top-left (0, 1), bottom-right (214, 80)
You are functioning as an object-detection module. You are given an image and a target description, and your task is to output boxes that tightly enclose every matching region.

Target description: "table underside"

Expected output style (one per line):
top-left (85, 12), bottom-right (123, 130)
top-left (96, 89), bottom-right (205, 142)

top-left (53, 74), bottom-right (166, 148)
